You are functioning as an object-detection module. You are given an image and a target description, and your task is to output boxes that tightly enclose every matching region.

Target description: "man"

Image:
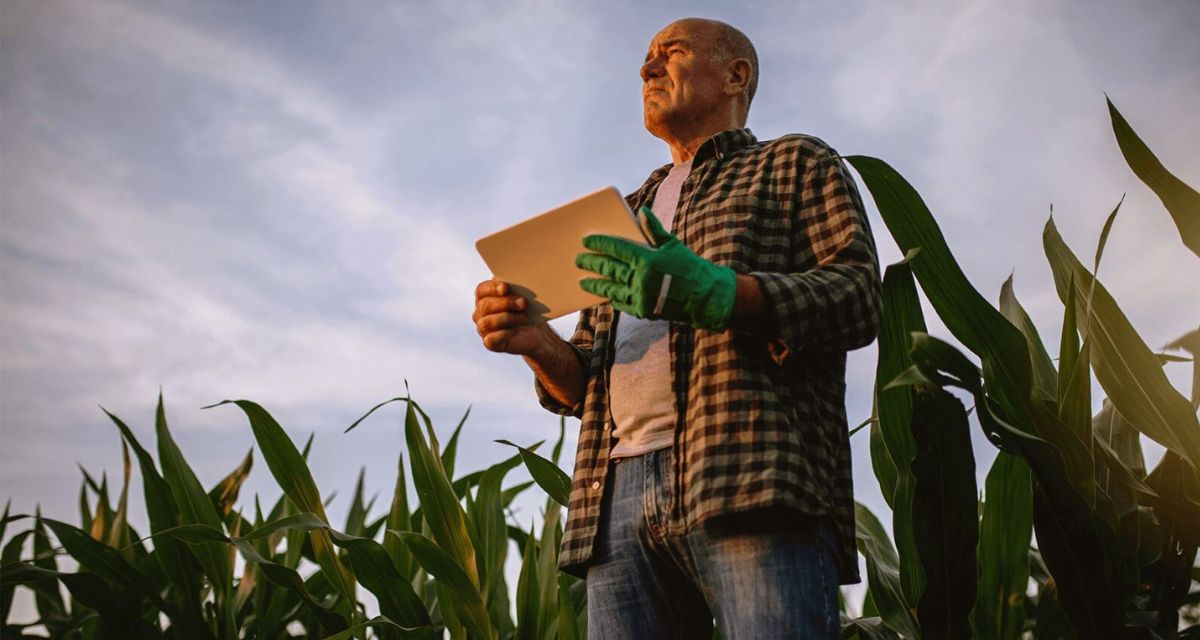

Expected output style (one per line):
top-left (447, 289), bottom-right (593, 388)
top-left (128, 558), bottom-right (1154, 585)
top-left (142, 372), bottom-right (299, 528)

top-left (472, 17), bottom-right (881, 639)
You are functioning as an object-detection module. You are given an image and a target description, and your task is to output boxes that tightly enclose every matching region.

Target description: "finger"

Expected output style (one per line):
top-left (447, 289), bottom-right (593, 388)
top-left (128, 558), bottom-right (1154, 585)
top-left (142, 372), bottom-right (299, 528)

top-left (582, 234), bottom-right (648, 263)
top-left (476, 311), bottom-right (527, 336)
top-left (575, 252), bottom-right (633, 284)
top-left (482, 328), bottom-right (518, 352)
top-left (475, 279), bottom-right (509, 301)
top-left (478, 295), bottom-right (526, 317)
top-left (580, 277), bottom-right (633, 306)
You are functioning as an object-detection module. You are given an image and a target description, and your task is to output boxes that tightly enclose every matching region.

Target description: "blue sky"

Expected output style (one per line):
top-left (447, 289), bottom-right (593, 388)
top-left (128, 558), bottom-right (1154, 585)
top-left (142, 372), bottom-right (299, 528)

top-left (2, 0), bottom-right (1199, 613)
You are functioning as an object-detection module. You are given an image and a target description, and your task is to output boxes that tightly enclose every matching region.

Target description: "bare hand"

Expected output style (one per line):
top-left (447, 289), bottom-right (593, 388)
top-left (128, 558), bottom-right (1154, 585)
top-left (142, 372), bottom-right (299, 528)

top-left (473, 279), bottom-right (548, 356)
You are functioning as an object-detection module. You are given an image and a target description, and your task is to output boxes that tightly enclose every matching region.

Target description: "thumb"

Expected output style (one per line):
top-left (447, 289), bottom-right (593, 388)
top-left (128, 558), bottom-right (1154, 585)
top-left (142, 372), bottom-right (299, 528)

top-left (639, 207), bottom-right (674, 246)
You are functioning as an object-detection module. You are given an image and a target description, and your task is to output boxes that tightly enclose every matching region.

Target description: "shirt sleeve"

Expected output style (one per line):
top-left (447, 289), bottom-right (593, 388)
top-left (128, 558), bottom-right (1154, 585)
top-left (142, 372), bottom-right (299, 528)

top-left (533, 305), bottom-right (597, 418)
top-left (748, 146), bottom-right (883, 362)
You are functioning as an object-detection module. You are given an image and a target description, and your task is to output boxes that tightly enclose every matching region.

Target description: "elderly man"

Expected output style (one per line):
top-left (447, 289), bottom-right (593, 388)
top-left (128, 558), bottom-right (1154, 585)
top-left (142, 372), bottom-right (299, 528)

top-left (472, 17), bottom-right (881, 639)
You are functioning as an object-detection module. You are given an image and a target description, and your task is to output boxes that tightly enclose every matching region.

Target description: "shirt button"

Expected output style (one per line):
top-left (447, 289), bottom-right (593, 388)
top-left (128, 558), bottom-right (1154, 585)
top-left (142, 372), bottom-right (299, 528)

top-left (591, 481), bottom-right (601, 491)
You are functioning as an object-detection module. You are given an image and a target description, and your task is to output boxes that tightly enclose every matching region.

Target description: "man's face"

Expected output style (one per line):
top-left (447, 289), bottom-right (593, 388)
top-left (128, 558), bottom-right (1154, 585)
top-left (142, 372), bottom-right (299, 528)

top-left (640, 20), bottom-right (726, 136)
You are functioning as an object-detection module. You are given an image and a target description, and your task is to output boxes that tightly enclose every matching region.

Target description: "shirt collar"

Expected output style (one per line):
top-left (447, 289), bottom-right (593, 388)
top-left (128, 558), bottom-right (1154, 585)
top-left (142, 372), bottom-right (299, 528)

top-left (634, 128), bottom-right (758, 199)
top-left (693, 127), bottom-right (757, 163)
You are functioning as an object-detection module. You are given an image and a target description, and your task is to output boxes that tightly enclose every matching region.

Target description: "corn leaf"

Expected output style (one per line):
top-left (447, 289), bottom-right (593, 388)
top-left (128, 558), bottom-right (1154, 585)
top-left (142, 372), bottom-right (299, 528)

top-left (875, 252), bottom-right (926, 607)
top-left (846, 155), bottom-right (1037, 429)
top-left (1107, 97), bottom-right (1200, 258)
top-left (344, 468), bottom-right (368, 538)
top-left (57, 570), bottom-right (161, 640)
top-left (853, 502), bottom-right (919, 639)
top-left (210, 399), bottom-right (358, 601)
top-left (472, 454), bottom-right (517, 634)
top-left (556, 573), bottom-right (583, 640)
top-left (384, 454), bottom-right (415, 581)
top-left (441, 406), bottom-right (471, 480)
top-left (998, 276), bottom-right (1057, 401)
top-left (234, 540), bottom-right (349, 634)
top-left (208, 448), bottom-right (253, 518)
top-left (495, 440), bottom-right (571, 508)
top-left (40, 518), bottom-right (164, 609)
top-left (154, 396), bottom-right (233, 604)
top-left (868, 410), bottom-right (898, 511)
top-left (318, 615), bottom-right (437, 640)
top-left (973, 452), bottom-right (1033, 640)
top-left (1, 529), bottom-right (34, 622)
top-left (1044, 218), bottom-right (1200, 472)
top-left (325, 528), bottom-right (432, 632)
top-left (394, 531), bottom-right (495, 640)
top-left (514, 522), bottom-right (541, 640)
top-left (103, 408), bottom-right (207, 628)
top-left (910, 388), bottom-right (977, 638)
top-left (898, 334), bottom-right (1126, 636)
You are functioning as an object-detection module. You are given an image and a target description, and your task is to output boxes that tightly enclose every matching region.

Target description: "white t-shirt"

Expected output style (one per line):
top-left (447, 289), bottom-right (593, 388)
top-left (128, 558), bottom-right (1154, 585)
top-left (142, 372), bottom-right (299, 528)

top-left (608, 159), bottom-right (692, 459)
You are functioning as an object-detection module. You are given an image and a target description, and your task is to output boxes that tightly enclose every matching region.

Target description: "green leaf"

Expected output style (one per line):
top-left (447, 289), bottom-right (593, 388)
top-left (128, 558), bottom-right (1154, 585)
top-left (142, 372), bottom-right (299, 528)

top-left (209, 399), bottom-right (358, 601)
top-left (1107, 96), bottom-right (1200, 258)
top-left (901, 334), bottom-right (1126, 637)
top-left (208, 448), bottom-right (253, 518)
top-left (234, 540), bottom-right (350, 634)
top-left (40, 518), bottom-right (165, 609)
top-left (57, 570), bottom-right (162, 640)
top-left (392, 396), bottom-right (481, 595)
top-left (839, 614), bottom-right (902, 640)
top-left (1044, 218), bottom-right (1200, 473)
top-left (1, 529), bottom-right (33, 622)
top-left (325, 528), bottom-right (432, 632)
top-left (495, 440), bottom-right (571, 508)
top-left (343, 468), bottom-right (369, 538)
top-left (874, 253), bottom-right (927, 606)
top-left (514, 523), bottom-right (541, 640)
top-left (998, 275), bottom-right (1057, 401)
top-left (441, 406), bottom-right (471, 480)
top-left (556, 573), bottom-right (584, 640)
top-left (535, 503), bottom-right (563, 640)
top-left (853, 502), bottom-right (919, 639)
top-left (846, 155), bottom-right (1037, 433)
top-left (154, 395), bottom-right (233, 602)
top-left (868, 410), bottom-right (898, 511)
top-left (103, 407), bottom-right (205, 617)
top-left (973, 453), bottom-right (1033, 640)
top-left (395, 531), bottom-right (496, 640)
top-left (318, 615), bottom-right (437, 640)
top-left (472, 453), bottom-right (518, 634)
top-left (384, 453), bottom-right (415, 581)
top-left (909, 389), bottom-right (977, 639)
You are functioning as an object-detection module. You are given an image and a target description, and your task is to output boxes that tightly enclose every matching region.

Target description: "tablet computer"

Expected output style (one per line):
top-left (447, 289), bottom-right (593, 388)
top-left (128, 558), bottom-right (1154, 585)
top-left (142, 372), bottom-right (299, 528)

top-left (475, 186), bottom-right (653, 323)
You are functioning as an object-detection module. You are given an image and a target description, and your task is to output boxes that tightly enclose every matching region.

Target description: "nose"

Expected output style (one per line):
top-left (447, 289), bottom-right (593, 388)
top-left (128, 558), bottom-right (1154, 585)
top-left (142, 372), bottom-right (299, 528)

top-left (640, 55), bottom-right (664, 82)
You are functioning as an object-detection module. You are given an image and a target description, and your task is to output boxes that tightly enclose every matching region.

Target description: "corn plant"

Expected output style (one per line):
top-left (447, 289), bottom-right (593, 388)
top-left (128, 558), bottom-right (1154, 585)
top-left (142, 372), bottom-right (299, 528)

top-left (2, 97), bottom-right (1196, 640)
top-left (0, 392), bottom-right (585, 639)
top-left (843, 98), bottom-right (1199, 639)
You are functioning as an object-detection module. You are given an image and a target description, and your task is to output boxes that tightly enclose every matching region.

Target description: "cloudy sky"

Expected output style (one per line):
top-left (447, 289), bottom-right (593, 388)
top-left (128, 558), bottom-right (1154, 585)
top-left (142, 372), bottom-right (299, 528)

top-left (2, 0), bottom-right (1198, 609)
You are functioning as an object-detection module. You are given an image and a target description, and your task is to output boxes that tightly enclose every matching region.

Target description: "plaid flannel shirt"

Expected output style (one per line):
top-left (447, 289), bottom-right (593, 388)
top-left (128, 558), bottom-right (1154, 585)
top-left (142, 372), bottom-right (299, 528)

top-left (536, 128), bottom-right (881, 583)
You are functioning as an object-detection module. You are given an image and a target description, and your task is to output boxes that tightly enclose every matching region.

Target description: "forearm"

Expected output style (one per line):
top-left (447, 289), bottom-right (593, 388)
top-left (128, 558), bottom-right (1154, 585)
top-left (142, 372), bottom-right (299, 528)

top-left (728, 273), bottom-right (771, 334)
top-left (523, 323), bottom-right (586, 410)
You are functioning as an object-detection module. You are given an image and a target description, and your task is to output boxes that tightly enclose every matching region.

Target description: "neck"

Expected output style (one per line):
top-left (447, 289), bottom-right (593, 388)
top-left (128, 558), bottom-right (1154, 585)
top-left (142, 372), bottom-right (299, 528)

top-left (656, 111), bottom-right (742, 164)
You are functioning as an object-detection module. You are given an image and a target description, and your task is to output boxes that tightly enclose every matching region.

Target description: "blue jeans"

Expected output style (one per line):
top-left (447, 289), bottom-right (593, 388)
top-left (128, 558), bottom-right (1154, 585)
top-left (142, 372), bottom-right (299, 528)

top-left (586, 447), bottom-right (839, 639)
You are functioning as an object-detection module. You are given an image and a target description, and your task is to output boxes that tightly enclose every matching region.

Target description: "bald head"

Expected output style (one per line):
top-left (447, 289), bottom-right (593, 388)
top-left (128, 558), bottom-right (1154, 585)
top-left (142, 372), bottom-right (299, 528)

top-left (686, 19), bottom-right (758, 109)
top-left (640, 18), bottom-right (759, 157)
top-left (667, 18), bottom-right (758, 118)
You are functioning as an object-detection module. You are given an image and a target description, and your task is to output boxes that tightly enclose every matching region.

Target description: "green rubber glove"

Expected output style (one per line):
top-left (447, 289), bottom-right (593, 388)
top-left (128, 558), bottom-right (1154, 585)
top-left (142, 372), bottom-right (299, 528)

top-left (575, 207), bottom-right (737, 331)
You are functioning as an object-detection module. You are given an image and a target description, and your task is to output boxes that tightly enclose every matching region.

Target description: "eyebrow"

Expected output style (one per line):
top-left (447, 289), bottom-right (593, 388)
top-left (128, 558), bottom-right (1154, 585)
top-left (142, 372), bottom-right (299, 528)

top-left (644, 38), bottom-right (689, 62)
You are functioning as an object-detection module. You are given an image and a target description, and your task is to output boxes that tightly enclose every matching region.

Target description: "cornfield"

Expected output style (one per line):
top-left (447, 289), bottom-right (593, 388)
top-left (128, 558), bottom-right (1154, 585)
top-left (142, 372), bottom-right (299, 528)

top-left (1, 98), bottom-right (1197, 639)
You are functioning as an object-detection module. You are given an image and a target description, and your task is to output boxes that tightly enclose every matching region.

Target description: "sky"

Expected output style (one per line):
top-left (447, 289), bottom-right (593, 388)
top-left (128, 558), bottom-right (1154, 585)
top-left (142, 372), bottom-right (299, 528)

top-left (2, 0), bottom-right (1199, 619)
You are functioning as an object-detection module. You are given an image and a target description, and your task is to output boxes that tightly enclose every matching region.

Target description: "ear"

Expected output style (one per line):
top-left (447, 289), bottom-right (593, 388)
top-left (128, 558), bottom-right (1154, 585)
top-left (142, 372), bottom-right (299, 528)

top-left (723, 58), bottom-right (752, 97)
